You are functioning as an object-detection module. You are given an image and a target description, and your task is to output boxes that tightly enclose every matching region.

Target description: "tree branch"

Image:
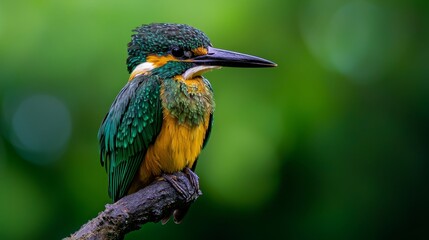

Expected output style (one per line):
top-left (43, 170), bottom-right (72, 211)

top-left (65, 172), bottom-right (201, 240)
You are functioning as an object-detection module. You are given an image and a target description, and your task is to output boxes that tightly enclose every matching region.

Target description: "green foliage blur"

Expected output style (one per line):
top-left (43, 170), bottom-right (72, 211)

top-left (0, 0), bottom-right (428, 239)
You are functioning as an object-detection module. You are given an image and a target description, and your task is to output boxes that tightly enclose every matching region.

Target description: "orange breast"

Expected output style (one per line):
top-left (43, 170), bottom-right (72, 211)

top-left (129, 109), bottom-right (210, 191)
top-left (127, 76), bottom-right (213, 195)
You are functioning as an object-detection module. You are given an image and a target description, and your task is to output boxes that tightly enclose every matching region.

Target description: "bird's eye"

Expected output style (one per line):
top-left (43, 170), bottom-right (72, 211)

top-left (171, 47), bottom-right (184, 58)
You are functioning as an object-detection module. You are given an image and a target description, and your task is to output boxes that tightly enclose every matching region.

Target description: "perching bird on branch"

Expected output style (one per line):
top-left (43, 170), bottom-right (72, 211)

top-left (98, 23), bottom-right (276, 223)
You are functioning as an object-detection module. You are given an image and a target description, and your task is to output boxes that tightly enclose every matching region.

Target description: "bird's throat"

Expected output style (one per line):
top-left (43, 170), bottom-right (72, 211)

top-left (161, 77), bottom-right (214, 126)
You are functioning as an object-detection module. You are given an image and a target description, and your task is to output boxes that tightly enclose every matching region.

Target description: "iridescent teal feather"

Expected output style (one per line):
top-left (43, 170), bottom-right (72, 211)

top-left (98, 74), bottom-right (162, 201)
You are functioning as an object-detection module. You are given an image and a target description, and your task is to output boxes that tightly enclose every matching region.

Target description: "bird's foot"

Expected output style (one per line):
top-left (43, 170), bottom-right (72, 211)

top-left (184, 167), bottom-right (201, 195)
top-left (162, 173), bottom-right (192, 201)
top-left (161, 169), bottom-right (202, 224)
top-left (161, 169), bottom-right (201, 201)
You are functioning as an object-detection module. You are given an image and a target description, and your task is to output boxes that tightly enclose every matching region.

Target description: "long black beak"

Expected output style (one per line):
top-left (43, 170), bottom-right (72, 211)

top-left (191, 46), bottom-right (277, 68)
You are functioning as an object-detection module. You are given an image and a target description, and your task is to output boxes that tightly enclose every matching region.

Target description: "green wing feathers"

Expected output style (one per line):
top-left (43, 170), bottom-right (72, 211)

top-left (98, 75), bottom-right (162, 201)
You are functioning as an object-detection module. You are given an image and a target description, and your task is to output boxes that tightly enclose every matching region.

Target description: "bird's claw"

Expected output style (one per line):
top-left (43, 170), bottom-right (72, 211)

top-left (162, 173), bottom-right (192, 201)
top-left (162, 169), bottom-right (201, 201)
top-left (184, 167), bottom-right (201, 195)
top-left (161, 169), bottom-right (202, 224)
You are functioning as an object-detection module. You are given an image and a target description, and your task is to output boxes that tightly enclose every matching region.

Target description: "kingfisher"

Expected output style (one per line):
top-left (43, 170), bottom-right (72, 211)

top-left (98, 23), bottom-right (276, 223)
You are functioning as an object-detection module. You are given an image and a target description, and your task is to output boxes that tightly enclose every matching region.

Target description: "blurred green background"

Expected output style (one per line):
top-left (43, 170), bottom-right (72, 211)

top-left (0, 0), bottom-right (428, 239)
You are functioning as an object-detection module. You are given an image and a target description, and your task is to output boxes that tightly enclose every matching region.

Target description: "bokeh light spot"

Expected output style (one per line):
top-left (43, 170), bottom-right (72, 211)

top-left (300, 0), bottom-right (400, 83)
top-left (9, 94), bottom-right (72, 165)
top-left (327, 1), bottom-right (385, 81)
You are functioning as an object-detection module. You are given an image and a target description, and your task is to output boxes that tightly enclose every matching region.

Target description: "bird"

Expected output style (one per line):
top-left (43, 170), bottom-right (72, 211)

top-left (98, 23), bottom-right (276, 223)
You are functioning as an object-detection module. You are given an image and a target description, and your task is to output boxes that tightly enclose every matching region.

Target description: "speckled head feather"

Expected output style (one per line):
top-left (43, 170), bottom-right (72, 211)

top-left (126, 23), bottom-right (212, 73)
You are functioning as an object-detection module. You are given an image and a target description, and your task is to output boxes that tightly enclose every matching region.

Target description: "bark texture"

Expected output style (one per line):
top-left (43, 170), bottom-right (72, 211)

top-left (65, 172), bottom-right (201, 240)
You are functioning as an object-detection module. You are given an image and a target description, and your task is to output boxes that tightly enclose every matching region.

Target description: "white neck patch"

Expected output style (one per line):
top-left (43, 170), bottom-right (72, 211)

top-left (182, 65), bottom-right (221, 80)
top-left (129, 62), bottom-right (156, 80)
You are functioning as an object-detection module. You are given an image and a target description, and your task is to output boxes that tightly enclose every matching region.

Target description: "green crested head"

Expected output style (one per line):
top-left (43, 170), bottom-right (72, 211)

top-left (127, 23), bottom-right (212, 74)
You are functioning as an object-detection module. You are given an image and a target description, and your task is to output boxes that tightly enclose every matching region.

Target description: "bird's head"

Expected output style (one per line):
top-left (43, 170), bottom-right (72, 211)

top-left (126, 23), bottom-right (276, 80)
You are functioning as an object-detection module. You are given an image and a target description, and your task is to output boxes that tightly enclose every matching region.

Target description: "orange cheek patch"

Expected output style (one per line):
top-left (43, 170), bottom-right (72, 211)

top-left (146, 54), bottom-right (177, 67)
top-left (192, 47), bottom-right (208, 56)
